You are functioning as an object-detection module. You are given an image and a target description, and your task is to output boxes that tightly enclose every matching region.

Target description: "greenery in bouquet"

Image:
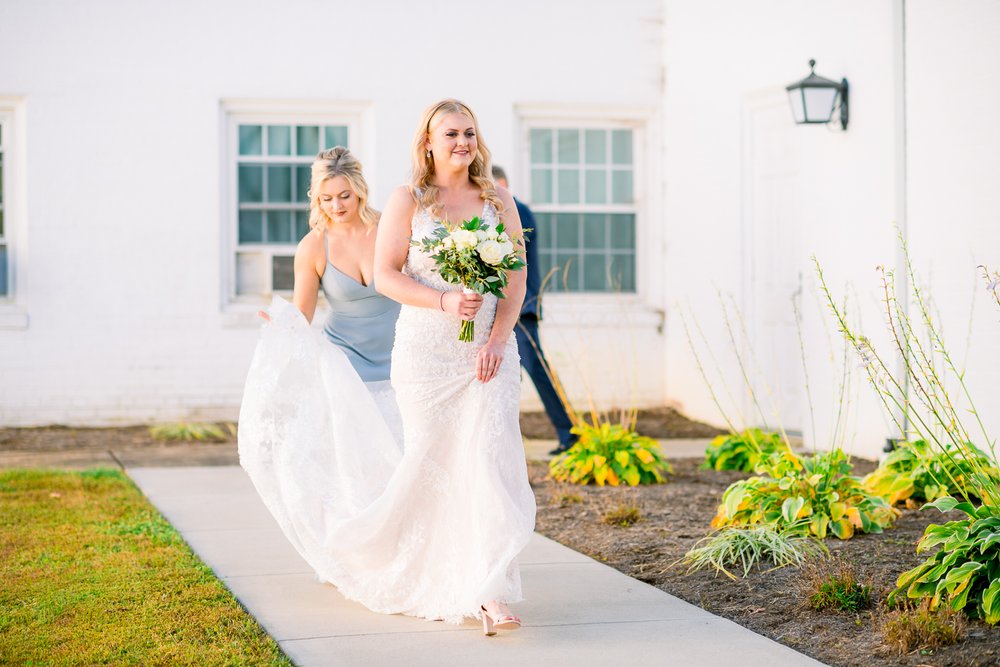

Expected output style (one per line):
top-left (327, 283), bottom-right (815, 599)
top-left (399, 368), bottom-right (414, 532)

top-left (414, 216), bottom-right (525, 342)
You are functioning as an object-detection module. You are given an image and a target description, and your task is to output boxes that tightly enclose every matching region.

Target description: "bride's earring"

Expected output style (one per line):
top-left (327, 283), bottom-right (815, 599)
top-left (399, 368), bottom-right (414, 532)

top-left (426, 149), bottom-right (431, 159)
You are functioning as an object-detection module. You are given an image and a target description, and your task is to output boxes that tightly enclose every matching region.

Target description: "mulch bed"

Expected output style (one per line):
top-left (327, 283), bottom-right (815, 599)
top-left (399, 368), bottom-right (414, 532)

top-left (529, 457), bottom-right (1000, 667)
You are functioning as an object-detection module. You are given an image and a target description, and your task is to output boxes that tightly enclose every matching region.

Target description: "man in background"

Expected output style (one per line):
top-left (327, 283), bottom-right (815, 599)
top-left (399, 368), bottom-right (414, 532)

top-left (492, 165), bottom-right (577, 455)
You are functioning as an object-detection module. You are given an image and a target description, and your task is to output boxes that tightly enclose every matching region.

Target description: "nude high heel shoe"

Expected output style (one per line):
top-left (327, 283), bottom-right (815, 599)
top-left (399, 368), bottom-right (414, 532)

top-left (481, 604), bottom-right (521, 637)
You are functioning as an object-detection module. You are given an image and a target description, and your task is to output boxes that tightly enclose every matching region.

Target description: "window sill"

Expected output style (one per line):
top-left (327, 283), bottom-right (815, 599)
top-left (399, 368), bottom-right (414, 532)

top-left (0, 307), bottom-right (29, 330)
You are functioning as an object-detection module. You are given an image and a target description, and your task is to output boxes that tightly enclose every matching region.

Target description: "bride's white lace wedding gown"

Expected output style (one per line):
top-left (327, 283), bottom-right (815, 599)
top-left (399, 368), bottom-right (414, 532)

top-left (238, 201), bottom-right (536, 624)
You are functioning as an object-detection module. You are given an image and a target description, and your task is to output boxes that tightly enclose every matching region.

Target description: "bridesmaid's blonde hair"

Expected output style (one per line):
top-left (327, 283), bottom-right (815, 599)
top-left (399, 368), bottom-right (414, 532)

top-left (308, 146), bottom-right (379, 231)
top-left (409, 99), bottom-right (503, 220)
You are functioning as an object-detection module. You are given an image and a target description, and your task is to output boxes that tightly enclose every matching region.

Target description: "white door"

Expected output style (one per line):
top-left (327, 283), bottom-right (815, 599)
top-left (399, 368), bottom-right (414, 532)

top-left (741, 93), bottom-right (804, 438)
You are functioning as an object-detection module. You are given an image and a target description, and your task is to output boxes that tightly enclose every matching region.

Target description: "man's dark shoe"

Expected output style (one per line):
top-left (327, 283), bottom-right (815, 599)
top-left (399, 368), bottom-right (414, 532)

top-left (548, 442), bottom-right (572, 456)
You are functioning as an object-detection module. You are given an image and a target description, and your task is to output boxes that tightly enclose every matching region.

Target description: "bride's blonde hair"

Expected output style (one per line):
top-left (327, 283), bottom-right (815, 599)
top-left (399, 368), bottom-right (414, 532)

top-left (308, 146), bottom-right (379, 231)
top-left (410, 99), bottom-right (503, 220)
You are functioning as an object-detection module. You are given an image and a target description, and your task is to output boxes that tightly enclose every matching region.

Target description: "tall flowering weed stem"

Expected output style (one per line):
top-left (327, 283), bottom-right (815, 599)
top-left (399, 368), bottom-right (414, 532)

top-left (815, 231), bottom-right (1000, 621)
top-left (415, 216), bottom-right (525, 342)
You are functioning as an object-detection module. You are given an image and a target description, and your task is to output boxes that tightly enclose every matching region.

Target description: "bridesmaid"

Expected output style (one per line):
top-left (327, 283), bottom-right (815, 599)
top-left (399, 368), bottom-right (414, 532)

top-left (290, 146), bottom-right (400, 384)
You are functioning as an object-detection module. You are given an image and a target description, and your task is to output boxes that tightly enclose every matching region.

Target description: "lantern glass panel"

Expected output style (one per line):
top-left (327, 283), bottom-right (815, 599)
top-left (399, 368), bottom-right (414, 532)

top-left (804, 87), bottom-right (839, 122)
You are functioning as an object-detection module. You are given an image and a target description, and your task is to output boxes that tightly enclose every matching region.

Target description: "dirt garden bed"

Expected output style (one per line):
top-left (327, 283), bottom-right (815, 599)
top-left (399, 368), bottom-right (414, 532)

top-left (528, 457), bottom-right (1000, 667)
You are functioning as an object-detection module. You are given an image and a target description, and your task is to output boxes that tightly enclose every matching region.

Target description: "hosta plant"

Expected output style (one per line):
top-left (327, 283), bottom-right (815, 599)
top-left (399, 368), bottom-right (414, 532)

top-left (888, 497), bottom-right (1000, 624)
top-left (864, 439), bottom-right (999, 506)
top-left (702, 428), bottom-right (788, 472)
top-left (549, 422), bottom-right (672, 486)
top-left (711, 448), bottom-right (898, 539)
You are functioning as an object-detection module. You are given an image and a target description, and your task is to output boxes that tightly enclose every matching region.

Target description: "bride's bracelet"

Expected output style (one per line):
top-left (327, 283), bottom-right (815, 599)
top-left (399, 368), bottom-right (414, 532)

top-left (439, 291), bottom-right (446, 311)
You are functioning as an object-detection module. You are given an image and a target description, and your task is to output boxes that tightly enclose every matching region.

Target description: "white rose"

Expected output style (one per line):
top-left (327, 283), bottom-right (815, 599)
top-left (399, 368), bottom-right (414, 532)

top-left (476, 229), bottom-right (488, 241)
top-left (441, 236), bottom-right (454, 249)
top-left (486, 228), bottom-right (499, 240)
top-left (497, 232), bottom-right (509, 243)
top-left (450, 229), bottom-right (478, 250)
top-left (497, 240), bottom-right (514, 257)
top-left (477, 239), bottom-right (505, 265)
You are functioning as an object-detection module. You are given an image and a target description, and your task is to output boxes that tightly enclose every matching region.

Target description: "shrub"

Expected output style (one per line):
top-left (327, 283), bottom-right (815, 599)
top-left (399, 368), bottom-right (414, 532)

top-left (601, 503), bottom-right (642, 527)
top-left (863, 439), bottom-right (998, 506)
top-left (549, 421), bottom-right (672, 486)
top-left (682, 525), bottom-right (828, 579)
top-left (702, 428), bottom-right (789, 472)
top-left (888, 497), bottom-right (1000, 624)
top-left (880, 598), bottom-right (967, 654)
top-left (711, 449), bottom-right (898, 540)
top-left (804, 560), bottom-right (872, 612)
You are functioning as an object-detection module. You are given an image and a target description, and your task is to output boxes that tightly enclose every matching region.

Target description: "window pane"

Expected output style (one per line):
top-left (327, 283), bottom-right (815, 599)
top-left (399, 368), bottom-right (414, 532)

top-left (238, 165), bottom-right (263, 203)
top-left (296, 165), bottom-right (312, 203)
top-left (267, 165), bottom-right (293, 202)
top-left (239, 125), bottom-right (262, 156)
top-left (583, 214), bottom-right (606, 249)
top-left (557, 169), bottom-right (580, 204)
top-left (584, 169), bottom-right (606, 204)
top-left (582, 254), bottom-right (607, 291)
top-left (611, 170), bottom-right (633, 204)
top-left (611, 129), bottom-right (633, 165)
top-left (609, 214), bottom-right (635, 250)
top-left (266, 210), bottom-right (294, 244)
top-left (531, 168), bottom-right (552, 204)
top-left (296, 126), bottom-right (320, 156)
top-left (0, 245), bottom-right (7, 296)
top-left (585, 130), bottom-right (606, 164)
top-left (538, 252), bottom-right (559, 292)
top-left (530, 129), bottom-right (553, 164)
top-left (0, 209), bottom-right (4, 238)
top-left (238, 210), bottom-right (264, 244)
top-left (0, 152), bottom-right (4, 205)
top-left (554, 213), bottom-right (579, 249)
top-left (609, 254), bottom-right (636, 292)
top-left (534, 212), bottom-right (554, 249)
top-left (555, 253), bottom-right (579, 291)
top-left (267, 126), bottom-right (292, 156)
top-left (273, 255), bottom-right (294, 291)
top-left (557, 129), bottom-right (580, 164)
top-left (295, 210), bottom-right (310, 240)
top-left (325, 126), bottom-right (348, 148)
top-left (236, 252), bottom-right (268, 295)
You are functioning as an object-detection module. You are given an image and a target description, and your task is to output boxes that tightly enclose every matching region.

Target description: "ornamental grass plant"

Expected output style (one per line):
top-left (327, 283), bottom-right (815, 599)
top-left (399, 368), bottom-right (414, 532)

top-left (816, 236), bottom-right (1000, 622)
top-left (681, 525), bottom-right (828, 580)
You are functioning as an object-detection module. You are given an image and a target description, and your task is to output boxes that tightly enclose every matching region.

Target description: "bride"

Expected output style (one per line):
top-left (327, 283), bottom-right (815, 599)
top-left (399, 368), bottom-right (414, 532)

top-left (239, 100), bottom-right (536, 635)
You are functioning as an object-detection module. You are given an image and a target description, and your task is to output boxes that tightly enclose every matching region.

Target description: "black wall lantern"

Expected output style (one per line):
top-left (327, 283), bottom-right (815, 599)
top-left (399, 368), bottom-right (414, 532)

top-left (786, 59), bottom-right (849, 130)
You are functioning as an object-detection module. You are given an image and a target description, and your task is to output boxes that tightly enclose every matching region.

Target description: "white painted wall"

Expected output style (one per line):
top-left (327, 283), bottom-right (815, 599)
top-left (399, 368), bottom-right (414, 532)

top-left (0, 0), bottom-right (664, 425)
top-left (662, 0), bottom-right (1000, 459)
top-left (904, 0), bottom-right (1000, 455)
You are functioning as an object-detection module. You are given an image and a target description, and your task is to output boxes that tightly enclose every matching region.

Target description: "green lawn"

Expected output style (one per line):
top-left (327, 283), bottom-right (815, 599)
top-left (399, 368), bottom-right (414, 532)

top-left (0, 468), bottom-right (292, 666)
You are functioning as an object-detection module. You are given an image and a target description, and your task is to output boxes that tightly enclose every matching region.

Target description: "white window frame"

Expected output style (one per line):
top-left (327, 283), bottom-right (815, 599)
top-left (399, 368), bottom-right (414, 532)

top-left (0, 97), bottom-right (28, 330)
top-left (219, 99), bottom-right (373, 326)
top-left (514, 104), bottom-right (661, 328)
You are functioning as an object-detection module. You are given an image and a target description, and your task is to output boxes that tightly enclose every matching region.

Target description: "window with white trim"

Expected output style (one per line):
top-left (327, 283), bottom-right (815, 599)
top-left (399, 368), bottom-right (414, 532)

top-left (225, 106), bottom-right (362, 302)
top-left (0, 120), bottom-right (8, 297)
top-left (527, 126), bottom-right (637, 293)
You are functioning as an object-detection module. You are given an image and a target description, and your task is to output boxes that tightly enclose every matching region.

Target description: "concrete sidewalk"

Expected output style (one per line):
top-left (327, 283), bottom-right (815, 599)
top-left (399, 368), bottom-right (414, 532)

top-left (128, 465), bottom-right (825, 667)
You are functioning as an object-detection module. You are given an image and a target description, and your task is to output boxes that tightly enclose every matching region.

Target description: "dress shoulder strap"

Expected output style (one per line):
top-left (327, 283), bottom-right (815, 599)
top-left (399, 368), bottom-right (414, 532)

top-left (322, 229), bottom-right (329, 264)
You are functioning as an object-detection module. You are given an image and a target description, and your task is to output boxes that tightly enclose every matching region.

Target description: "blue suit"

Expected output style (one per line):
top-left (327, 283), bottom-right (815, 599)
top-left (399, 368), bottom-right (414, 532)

top-left (513, 198), bottom-right (575, 448)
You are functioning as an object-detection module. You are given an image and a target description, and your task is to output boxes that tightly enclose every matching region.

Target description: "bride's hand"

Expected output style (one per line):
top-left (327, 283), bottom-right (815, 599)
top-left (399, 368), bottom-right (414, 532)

top-left (442, 291), bottom-right (483, 321)
top-left (476, 340), bottom-right (505, 383)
